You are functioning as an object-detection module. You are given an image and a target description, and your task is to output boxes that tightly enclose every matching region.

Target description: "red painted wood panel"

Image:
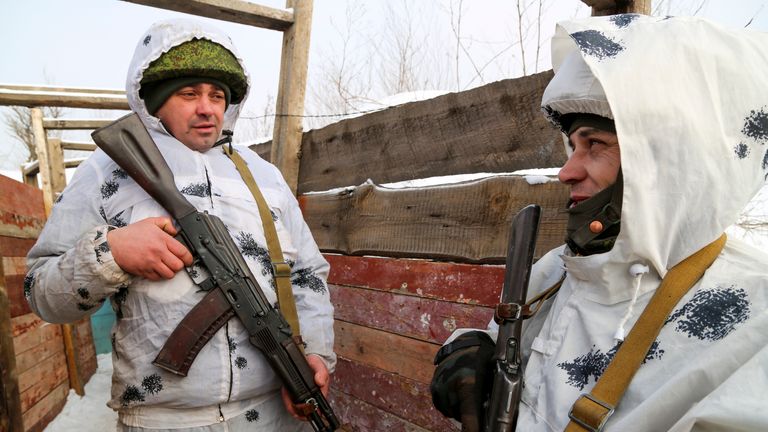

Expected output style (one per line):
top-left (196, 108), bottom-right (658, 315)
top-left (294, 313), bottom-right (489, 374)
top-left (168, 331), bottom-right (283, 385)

top-left (330, 284), bottom-right (493, 344)
top-left (333, 357), bottom-right (458, 431)
top-left (6, 274), bottom-right (32, 318)
top-left (325, 254), bottom-right (504, 305)
top-left (0, 175), bottom-right (44, 219)
top-left (0, 237), bottom-right (36, 259)
top-left (329, 388), bottom-right (431, 432)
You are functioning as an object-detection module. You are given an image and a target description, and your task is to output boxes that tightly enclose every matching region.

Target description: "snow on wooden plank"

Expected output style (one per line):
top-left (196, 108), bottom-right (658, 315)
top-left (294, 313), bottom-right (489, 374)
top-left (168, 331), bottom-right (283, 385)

top-left (301, 176), bottom-right (568, 263)
top-left (326, 254), bottom-right (504, 305)
top-left (334, 320), bottom-right (438, 384)
top-left (330, 284), bottom-right (493, 344)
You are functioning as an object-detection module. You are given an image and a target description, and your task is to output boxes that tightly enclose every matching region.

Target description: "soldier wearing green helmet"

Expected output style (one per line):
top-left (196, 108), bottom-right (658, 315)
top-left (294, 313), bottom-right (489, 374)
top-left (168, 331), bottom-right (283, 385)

top-left (26, 19), bottom-right (335, 432)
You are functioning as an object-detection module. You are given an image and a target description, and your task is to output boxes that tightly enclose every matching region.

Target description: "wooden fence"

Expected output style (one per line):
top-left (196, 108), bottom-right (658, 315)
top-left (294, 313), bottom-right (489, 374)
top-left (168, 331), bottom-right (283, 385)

top-left (0, 175), bottom-right (96, 432)
top-left (254, 70), bottom-right (568, 430)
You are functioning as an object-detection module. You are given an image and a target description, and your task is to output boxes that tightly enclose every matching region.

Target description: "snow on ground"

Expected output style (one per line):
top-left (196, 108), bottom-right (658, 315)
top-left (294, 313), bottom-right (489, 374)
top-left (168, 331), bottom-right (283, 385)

top-left (44, 353), bottom-right (117, 432)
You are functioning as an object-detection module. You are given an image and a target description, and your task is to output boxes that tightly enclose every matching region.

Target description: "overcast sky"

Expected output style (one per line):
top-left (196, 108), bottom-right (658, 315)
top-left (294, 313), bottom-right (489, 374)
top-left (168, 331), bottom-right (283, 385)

top-left (1, 0), bottom-right (766, 170)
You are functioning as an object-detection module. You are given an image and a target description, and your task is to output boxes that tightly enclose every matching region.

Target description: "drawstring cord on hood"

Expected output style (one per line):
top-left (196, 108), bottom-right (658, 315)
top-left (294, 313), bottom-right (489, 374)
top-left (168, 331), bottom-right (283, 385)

top-left (214, 129), bottom-right (234, 153)
top-left (613, 263), bottom-right (650, 342)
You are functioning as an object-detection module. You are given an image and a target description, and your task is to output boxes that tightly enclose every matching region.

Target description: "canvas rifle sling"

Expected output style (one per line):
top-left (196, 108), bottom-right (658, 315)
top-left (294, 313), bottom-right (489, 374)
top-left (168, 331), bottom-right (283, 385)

top-left (565, 234), bottom-right (726, 432)
top-left (223, 146), bottom-right (303, 343)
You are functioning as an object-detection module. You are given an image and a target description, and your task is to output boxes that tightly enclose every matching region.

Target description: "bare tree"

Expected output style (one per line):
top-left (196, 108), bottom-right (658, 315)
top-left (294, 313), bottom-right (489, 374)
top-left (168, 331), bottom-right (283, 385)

top-left (3, 105), bottom-right (64, 163)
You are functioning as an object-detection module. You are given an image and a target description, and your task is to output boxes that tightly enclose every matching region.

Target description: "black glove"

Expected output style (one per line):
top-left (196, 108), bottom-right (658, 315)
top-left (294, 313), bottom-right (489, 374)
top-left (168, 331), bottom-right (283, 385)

top-left (430, 331), bottom-right (496, 432)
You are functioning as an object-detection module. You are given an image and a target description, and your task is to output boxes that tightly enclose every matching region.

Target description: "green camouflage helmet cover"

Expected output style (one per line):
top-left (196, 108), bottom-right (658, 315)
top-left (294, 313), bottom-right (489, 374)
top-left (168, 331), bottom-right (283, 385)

top-left (140, 38), bottom-right (247, 105)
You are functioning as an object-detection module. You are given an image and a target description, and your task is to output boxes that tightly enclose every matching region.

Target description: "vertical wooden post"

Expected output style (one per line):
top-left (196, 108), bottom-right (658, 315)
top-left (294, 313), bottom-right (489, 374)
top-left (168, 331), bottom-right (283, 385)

top-left (271, 0), bottom-right (313, 195)
top-left (585, 0), bottom-right (651, 16)
top-left (31, 108), bottom-right (85, 396)
top-left (0, 261), bottom-right (24, 432)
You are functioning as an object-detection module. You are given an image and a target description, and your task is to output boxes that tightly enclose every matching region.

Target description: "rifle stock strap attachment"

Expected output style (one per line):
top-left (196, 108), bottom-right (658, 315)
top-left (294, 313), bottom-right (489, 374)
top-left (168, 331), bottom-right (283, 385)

top-left (223, 146), bottom-right (302, 342)
top-left (565, 234), bottom-right (726, 432)
top-left (152, 288), bottom-right (235, 376)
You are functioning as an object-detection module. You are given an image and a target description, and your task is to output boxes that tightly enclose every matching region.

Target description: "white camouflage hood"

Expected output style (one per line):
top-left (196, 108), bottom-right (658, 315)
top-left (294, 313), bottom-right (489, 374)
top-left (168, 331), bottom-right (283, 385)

top-left (542, 15), bottom-right (768, 278)
top-left (125, 18), bottom-right (251, 139)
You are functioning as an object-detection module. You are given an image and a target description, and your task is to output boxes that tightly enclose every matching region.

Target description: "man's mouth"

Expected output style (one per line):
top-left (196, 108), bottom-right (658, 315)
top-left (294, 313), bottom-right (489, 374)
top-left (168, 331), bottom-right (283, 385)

top-left (568, 195), bottom-right (590, 209)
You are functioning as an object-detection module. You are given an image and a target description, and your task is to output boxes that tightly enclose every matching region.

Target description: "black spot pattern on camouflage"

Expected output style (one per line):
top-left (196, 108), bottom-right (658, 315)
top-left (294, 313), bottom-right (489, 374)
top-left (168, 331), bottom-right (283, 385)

top-left (111, 333), bottom-right (118, 359)
top-left (558, 340), bottom-right (664, 390)
top-left (77, 302), bottom-right (94, 311)
top-left (762, 149), bottom-right (768, 173)
top-left (101, 180), bottom-right (119, 199)
top-left (245, 409), bottom-right (260, 422)
top-left (571, 30), bottom-right (625, 60)
top-left (543, 106), bottom-right (566, 133)
top-left (235, 356), bottom-right (247, 369)
top-left (77, 287), bottom-right (90, 299)
top-left (109, 211), bottom-right (127, 228)
top-left (99, 206), bottom-right (108, 223)
top-left (292, 268), bottom-right (326, 294)
top-left (228, 336), bottom-right (237, 353)
top-left (143, 35), bottom-right (151, 46)
top-left (234, 232), bottom-right (274, 286)
top-left (610, 14), bottom-right (640, 28)
top-left (270, 210), bottom-right (278, 221)
top-left (94, 230), bottom-right (104, 241)
top-left (121, 385), bottom-right (145, 406)
top-left (113, 285), bottom-right (129, 320)
top-left (95, 242), bottom-right (111, 264)
top-left (180, 182), bottom-right (211, 197)
top-left (734, 143), bottom-right (751, 159)
top-left (23, 274), bottom-right (34, 299)
top-left (141, 373), bottom-right (163, 395)
top-left (112, 168), bottom-right (128, 180)
top-left (742, 107), bottom-right (768, 143)
top-left (666, 285), bottom-right (750, 341)
top-left (54, 193), bottom-right (63, 204)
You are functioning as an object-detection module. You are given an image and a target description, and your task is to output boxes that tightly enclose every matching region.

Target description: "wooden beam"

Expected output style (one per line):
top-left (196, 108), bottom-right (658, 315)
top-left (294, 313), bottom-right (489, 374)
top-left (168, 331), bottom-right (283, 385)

top-left (122, 0), bottom-right (294, 31)
top-left (582, 0), bottom-right (651, 15)
top-left (60, 141), bottom-right (97, 152)
top-left (0, 87), bottom-right (128, 109)
top-left (0, 259), bottom-right (24, 432)
top-left (22, 159), bottom-right (86, 179)
top-left (271, 0), bottom-right (313, 194)
top-left (300, 176), bottom-right (568, 264)
top-left (31, 109), bottom-right (55, 217)
top-left (42, 119), bottom-right (112, 130)
top-left (294, 72), bottom-right (564, 194)
top-left (0, 84), bottom-right (124, 95)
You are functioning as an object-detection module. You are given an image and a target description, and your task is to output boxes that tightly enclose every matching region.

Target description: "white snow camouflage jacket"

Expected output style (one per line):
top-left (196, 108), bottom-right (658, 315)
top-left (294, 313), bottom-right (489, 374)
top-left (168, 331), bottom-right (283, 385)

top-left (450, 15), bottom-right (768, 432)
top-left (25, 19), bottom-right (335, 427)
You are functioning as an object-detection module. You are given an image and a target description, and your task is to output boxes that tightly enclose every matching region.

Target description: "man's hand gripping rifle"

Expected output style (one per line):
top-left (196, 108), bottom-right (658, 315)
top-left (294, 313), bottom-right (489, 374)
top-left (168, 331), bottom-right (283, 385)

top-left (92, 113), bottom-right (339, 432)
top-left (485, 205), bottom-right (540, 432)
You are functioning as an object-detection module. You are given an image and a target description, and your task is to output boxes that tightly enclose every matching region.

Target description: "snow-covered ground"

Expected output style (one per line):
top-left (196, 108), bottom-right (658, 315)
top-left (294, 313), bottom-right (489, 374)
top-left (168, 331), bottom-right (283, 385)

top-left (43, 354), bottom-right (117, 432)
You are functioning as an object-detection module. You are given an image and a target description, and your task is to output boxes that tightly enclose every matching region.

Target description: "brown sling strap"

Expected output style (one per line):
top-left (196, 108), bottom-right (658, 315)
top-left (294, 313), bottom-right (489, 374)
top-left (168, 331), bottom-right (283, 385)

top-left (223, 146), bottom-right (302, 341)
top-left (565, 234), bottom-right (727, 432)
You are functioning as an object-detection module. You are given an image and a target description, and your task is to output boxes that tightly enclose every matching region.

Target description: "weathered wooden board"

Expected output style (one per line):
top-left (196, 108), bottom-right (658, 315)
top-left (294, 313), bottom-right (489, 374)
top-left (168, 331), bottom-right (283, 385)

top-left (0, 175), bottom-right (45, 239)
top-left (5, 274), bottom-right (31, 318)
top-left (0, 237), bottom-right (37, 258)
top-left (301, 175), bottom-right (568, 263)
top-left (294, 71), bottom-right (561, 193)
top-left (331, 284), bottom-right (493, 344)
top-left (334, 320), bottom-right (438, 384)
top-left (19, 351), bottom-right (68, 411)
top-left (21, 381), bottom-right (67, 432)
top-left (15, 335), bottom-right (61, 375)
top-left (326, 254), bottom-right (504, 305)
top-left (329, 388), bottom-right (431, 432)
top-left (333, 357), bottom-right (457, 431)
top-left (12, 318), bottom-right (61, 357)
top-left (1, 257), bottom-right (24, 432)
top-left (123, 0), bottom-right (294, 31)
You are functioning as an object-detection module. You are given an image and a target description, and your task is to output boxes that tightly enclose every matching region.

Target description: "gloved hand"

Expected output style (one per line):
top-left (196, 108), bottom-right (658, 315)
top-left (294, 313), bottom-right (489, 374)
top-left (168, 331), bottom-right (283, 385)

top-left (430, 331), bottom-right (496, 432)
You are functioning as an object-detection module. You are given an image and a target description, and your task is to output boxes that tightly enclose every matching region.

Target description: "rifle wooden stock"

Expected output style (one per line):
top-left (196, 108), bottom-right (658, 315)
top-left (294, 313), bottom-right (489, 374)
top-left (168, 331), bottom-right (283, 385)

top-left (91, 113), bottom-right (339, 431)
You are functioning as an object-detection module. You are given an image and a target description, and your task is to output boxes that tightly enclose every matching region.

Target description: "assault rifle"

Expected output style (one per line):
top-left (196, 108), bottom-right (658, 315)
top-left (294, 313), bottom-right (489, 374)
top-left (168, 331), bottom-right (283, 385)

top-left (92, 113), bottom-right (339, 432)
top-left (484, 205), bottom-right (540, 432)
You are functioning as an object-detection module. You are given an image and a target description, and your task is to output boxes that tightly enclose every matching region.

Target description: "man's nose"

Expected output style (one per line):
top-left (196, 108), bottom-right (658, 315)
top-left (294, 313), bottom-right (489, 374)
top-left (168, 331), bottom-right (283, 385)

top-left (558, 153), bottom-right (587, 184)
top-left (196, 97), bottom-right (215, 116)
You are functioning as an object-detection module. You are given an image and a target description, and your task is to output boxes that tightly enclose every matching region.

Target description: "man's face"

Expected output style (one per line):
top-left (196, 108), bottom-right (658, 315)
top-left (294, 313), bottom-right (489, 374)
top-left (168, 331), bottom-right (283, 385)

top-left (559, 127), bottom-right (621, 207)
top-left (155, 82), bottom-right (226, 152)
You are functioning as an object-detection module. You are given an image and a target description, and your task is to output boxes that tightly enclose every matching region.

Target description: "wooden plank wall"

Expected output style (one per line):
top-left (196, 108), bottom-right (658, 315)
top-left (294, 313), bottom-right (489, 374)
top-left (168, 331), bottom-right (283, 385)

top-left (266, 72), bottom-right (567, 430)
top-left (0, 174), bottom-right (97, 432)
